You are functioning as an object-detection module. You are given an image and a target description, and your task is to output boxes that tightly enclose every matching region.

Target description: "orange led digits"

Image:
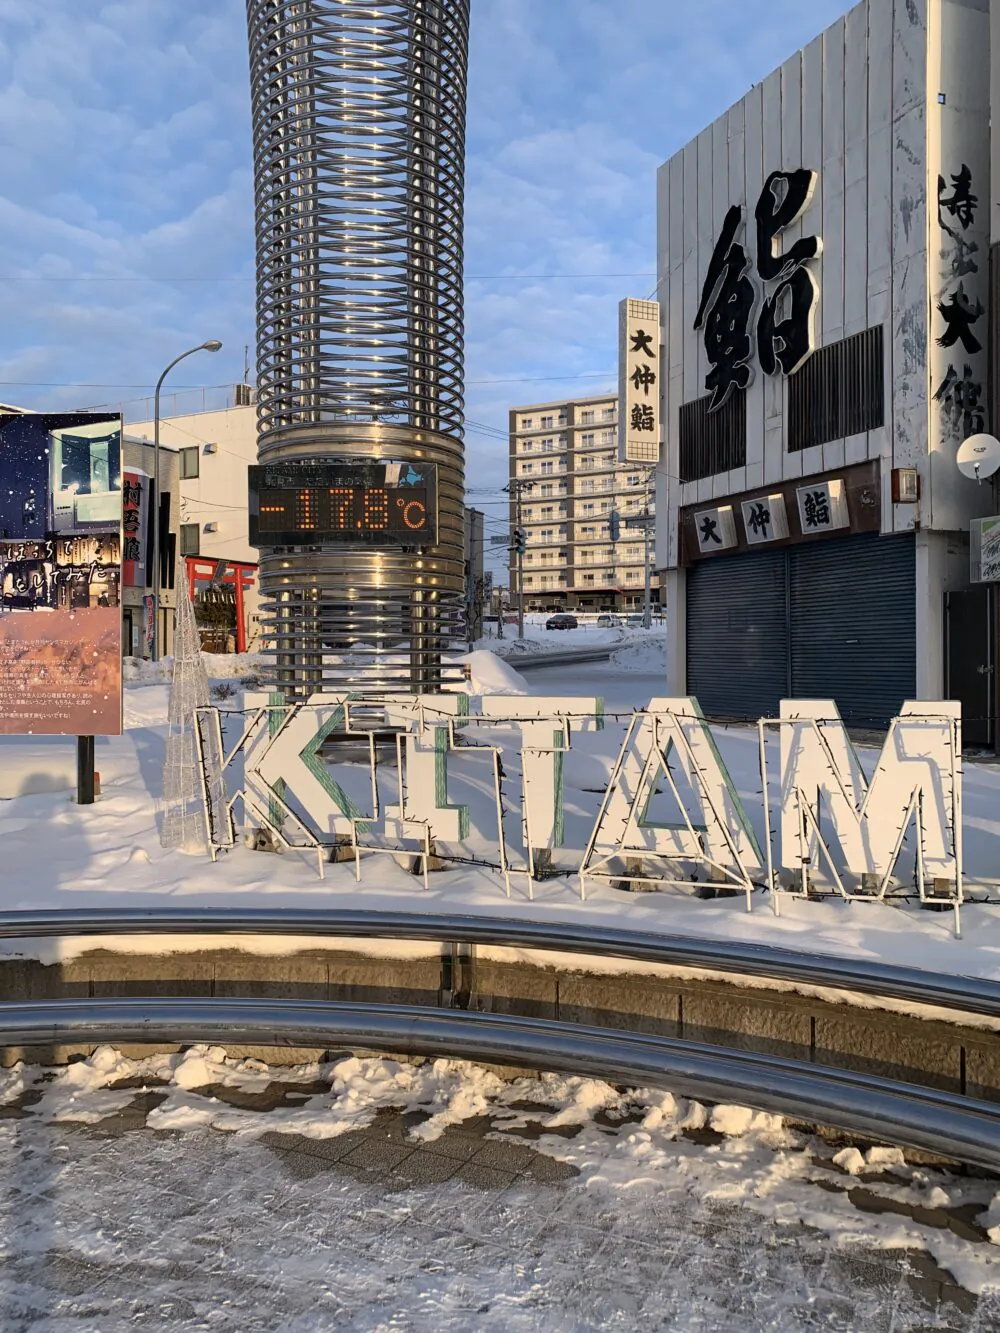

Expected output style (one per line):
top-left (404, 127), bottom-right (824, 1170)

top-left (250, 462), bottom-right (436, 546)
top-left (329, 487), bottom-right (353, 529)
top-left (403, 500), bottom-right (426, 530)
top-left (363, 488), bottom-right (389, 530)
top-left (295, 488), bottom-right (316, 530)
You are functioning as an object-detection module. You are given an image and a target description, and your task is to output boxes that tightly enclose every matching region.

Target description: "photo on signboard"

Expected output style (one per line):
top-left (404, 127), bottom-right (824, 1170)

top-left (0, 412), bottom-right (123, 737)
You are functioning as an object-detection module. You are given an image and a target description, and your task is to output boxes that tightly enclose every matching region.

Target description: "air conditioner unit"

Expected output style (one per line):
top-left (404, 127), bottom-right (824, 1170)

top-left (203, 443), bottom-right (218, 455)
top-left (204, 521), bottom-right (219, 534)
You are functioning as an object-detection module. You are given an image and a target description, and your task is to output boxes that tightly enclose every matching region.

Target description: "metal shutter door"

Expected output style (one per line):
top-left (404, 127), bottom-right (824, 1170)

top-left (686, 548), bottom-right (788, 718)
top-left (789, 533), bottom-right (915, 727)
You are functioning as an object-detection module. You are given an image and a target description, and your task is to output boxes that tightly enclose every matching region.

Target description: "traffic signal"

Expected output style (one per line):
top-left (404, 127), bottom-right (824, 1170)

top-left (608, 509), bottom-right (621, 544)
top-left (513, 527), bottom-right (527, 555)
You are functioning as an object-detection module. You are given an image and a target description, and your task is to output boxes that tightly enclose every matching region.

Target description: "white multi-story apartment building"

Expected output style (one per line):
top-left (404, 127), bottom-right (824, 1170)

top-left (508, 394), bottom-right (660, 613)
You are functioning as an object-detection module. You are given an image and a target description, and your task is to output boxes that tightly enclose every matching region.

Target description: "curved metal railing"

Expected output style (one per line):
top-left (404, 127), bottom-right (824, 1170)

top-left (5, 997), bottom-right (1000, 1172)
top-left (1, 907), bottom-right (998, 1021)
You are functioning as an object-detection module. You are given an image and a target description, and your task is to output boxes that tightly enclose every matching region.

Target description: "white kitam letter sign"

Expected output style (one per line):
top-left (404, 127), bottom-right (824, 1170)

top-left (196, 693), bottom-right (964, 934)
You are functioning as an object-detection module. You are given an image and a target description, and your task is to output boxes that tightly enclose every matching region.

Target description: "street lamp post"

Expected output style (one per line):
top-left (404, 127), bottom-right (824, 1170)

top-left (150, 340), bottom-right (223, 661)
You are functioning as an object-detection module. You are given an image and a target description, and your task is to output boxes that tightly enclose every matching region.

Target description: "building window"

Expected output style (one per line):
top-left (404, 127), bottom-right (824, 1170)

top-left (583, 573), bottom-right (595, 584)
top-left (788, 325), bottom-right (885, 452)
top-left (180, 447), bottom-right (200, 480)
top-left (540, 484), bottom-right (553, 497)
top-left (602, 407), bottom-right (616, 421)
top-left (581, 411), bottom-right (595, 425)
top-left (542, 439), bottom-right (554, 452)
top-left (180, 523), bottom-right (200, 556)
top-left (521, 441), bottom-right (534, 453)
top-left (521, 417), bottom-right (533, 429)
top-left (600, 431), bottom-right (615, 446)
top-left (679, 390), bottom-right (747, 483)
top-left (581, 433), bottom-right (595, 447)
top-left (541, 415), bottom-right (554, 428)
top-left (541, 460), bottom-right (554, 475)
top-left (521, 462), bottom-right (534, 474)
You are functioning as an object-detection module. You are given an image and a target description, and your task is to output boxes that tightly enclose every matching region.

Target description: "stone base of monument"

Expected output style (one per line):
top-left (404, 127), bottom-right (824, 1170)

top-left (0, 945), bottom-right (995, 1110)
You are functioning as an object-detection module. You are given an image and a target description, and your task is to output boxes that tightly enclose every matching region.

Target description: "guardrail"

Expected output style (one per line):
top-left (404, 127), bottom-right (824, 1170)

top-left (3, 908), bottom-right (1000, 1170)
top-left (4, 997), bottom-right (1000, 1172)
top-left (0, 907), bottom-right (996, 1022)
top-left (510, 647), bottom-right (615, 671)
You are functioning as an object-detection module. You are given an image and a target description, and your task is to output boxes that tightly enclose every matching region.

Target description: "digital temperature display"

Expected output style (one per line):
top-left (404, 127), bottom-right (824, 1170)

top-left (248, 460), bottom-right (438, 548)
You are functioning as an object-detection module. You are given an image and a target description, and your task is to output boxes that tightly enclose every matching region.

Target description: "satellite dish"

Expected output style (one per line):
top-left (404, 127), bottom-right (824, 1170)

top-left (957, 434), bottom-right (1000, 484)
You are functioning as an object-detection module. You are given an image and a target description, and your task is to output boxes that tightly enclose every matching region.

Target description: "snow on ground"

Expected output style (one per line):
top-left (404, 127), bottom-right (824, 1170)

top-left (4, 656), bottom-right (1000, 1003)
top-left (3, 1046), bottom-right (1000, 1322)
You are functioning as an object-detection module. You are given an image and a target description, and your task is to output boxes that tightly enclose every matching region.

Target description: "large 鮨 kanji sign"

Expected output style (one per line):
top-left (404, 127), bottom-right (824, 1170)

top-left (695, 170), bottom-right (823, 413)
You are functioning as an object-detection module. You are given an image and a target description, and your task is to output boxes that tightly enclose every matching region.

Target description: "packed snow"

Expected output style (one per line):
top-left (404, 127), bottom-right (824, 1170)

top-left (4, 653), bottom-right (1000, 1011)
top-left (1, 1046), bottom-right (1000, 1326)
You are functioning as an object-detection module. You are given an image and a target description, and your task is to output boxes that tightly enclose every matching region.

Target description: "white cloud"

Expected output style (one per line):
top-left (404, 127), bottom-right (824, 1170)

top-left (0, 0), bottom-right (855, 515)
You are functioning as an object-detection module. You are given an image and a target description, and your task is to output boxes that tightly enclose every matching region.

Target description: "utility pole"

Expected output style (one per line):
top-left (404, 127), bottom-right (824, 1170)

top-left (642, 515), bottom-right (652, 629)
top-left (624, 468), bottom-right (656, 629)
top-left (506, 478), bottom-right (528, 640)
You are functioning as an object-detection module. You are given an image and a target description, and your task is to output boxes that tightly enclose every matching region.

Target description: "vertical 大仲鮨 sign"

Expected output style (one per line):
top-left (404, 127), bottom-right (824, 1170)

top-left (619, 297), bottom-right (662, 464)
top-left (0, 412), bottom-right (123, 736)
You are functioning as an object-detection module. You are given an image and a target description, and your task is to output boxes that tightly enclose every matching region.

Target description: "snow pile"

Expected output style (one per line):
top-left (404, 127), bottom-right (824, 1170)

top-left (0, 1062), bottom-right (24, 1106)
top-left (453, 649), bottom-right (529, 696)
top-left (610, 632), bottom-right (666, 674)
top-left (123, 652), bottom-right (266, 686)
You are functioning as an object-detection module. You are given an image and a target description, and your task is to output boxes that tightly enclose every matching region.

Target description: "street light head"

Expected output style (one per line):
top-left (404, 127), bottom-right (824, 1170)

top-left (202, 340), bottom-right (223, 353)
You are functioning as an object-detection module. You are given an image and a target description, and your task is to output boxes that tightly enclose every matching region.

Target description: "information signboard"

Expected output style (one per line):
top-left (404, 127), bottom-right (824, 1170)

top-left (249, 460), bottom-right (438, 548)
top-left (0, 412), bottom-right (123, 736)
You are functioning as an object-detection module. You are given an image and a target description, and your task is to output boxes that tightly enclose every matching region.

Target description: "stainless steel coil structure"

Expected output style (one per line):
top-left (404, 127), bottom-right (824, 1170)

top-left (245, 0), bottom-right (470, 697)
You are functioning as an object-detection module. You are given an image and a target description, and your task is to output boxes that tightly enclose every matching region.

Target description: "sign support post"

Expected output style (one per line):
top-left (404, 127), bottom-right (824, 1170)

top-left (77, 736), bottom-right (95, 806)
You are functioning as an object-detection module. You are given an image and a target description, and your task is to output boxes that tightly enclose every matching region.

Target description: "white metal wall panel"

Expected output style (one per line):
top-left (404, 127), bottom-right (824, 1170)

top-left (798, 35), bottom-right (827, 483)
top-left (782, 52), bottom-right (805, 484)
top-left (743, 82), bottom-right (766, 493)
top-left (726, 99), bottom-right (748, 499)
top-left (889, 0), bottom-right (928, 542)
top-left (762, 68), bottom-right (785, 490)
top-left (821, 18), bottom-right (847, 476)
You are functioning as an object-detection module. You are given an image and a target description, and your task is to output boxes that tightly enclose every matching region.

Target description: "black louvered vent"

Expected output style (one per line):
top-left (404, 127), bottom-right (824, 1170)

top-left (788, 326), bottom-right (884, 453)
top-left (679, 391), bottom-right (746, 482)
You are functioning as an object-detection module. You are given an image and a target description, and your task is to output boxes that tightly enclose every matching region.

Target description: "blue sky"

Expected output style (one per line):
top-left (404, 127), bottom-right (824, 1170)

top-left (0, 0), bottom-right (855, 551)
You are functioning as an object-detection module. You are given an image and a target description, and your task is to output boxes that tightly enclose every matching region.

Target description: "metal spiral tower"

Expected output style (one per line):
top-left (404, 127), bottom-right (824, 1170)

top-left (245, 0), bottom-right (470, 697)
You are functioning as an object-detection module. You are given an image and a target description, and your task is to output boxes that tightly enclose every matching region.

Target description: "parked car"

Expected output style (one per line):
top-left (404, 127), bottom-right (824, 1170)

top-left (546, 614), bottom-right (578, 630)
top-left (596, 613), bottom-right (621, 628)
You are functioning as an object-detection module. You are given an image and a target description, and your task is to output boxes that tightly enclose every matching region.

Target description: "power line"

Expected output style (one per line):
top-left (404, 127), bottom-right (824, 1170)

top-left (0, 270), bottom-right (653, 284)
top-left (0, 369), bottom-right (617, 392)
